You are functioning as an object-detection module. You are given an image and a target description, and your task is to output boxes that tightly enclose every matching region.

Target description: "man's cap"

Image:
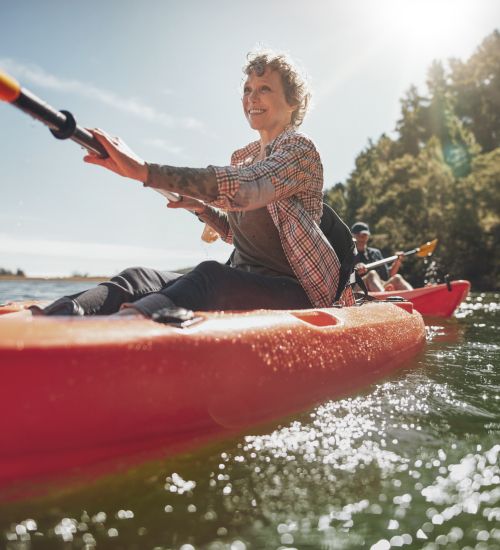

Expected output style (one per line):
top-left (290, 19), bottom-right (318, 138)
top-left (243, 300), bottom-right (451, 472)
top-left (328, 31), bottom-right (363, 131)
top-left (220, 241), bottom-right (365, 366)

top-left (351, 222), bottom-right (370, 235)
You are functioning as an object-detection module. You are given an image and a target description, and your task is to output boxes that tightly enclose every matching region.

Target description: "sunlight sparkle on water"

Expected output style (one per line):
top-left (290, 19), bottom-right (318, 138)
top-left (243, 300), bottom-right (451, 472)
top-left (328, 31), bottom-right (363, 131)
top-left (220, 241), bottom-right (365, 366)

top-left (2, 290), bottom-right (498, 549)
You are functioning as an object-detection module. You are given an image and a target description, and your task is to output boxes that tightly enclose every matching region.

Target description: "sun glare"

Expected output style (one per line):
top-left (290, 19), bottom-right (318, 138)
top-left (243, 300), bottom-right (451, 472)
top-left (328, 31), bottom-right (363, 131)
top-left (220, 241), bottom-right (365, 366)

top-left (371, 0), bottom-right (478, 63)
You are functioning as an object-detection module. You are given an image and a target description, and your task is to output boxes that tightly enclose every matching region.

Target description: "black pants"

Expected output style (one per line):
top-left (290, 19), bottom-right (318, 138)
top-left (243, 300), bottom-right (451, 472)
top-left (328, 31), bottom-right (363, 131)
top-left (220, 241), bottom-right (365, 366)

top-left (65, 261), bottom-right (312, 317)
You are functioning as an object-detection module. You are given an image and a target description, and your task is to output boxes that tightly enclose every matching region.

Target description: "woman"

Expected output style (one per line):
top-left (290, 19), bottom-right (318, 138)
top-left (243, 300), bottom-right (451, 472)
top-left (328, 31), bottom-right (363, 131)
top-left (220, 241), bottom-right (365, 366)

top-left (34, 51), bottom-right (354, 318)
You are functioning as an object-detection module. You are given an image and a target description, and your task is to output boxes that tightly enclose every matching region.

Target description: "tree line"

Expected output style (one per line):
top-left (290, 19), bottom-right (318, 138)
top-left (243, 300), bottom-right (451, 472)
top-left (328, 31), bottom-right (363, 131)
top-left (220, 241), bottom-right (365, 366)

top-left (325, 30), bottom-right (500, 290)
top-left (0, 268), bottom-right (25, 277)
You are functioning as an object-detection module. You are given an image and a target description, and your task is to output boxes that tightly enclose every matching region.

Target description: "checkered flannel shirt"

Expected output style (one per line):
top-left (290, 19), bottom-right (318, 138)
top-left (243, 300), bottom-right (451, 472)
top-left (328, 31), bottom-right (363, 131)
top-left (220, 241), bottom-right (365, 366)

top-left (201, 128), bottom-right (354, 307)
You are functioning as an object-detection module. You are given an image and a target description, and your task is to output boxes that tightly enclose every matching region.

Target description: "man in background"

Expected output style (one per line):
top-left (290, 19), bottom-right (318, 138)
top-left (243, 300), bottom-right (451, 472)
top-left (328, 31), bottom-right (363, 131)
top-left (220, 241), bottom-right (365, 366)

top-left (352, 222), bottom-right (413, 291)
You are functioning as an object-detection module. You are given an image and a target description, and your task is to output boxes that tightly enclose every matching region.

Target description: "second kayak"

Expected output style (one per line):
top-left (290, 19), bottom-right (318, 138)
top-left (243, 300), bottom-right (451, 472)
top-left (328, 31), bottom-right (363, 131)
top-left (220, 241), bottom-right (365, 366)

top-left (371, 280), bottom-right (470, 317)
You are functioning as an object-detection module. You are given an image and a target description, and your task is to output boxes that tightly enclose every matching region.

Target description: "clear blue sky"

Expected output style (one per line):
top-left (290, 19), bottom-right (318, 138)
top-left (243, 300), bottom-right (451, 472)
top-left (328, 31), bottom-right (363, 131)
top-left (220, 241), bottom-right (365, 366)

top-left (1, 0), bottom-right (498, 276)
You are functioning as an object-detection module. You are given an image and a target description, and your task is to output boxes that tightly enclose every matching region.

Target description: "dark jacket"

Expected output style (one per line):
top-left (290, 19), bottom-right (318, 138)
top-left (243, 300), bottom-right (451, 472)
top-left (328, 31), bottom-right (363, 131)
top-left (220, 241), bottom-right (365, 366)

top-left (319, 203), bottom-right (356, 300)
top-left (354, 247), bottom-right (389, 280)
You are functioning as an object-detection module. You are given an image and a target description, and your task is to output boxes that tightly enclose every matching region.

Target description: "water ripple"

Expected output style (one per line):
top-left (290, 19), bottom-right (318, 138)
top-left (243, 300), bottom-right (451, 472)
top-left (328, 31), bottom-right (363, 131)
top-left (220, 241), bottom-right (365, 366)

top-left (1, 286), bottom-right (499, 550)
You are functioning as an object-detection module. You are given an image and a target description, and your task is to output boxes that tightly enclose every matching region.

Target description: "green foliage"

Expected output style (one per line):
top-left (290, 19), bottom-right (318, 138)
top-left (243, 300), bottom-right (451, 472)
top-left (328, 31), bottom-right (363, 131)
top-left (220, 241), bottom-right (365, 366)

top-left (449, 30), bottom-right (500, 153)
top-left (325, 31), bottom-right (500, 289)
top-left (324, 182), bottom-right (347, 221)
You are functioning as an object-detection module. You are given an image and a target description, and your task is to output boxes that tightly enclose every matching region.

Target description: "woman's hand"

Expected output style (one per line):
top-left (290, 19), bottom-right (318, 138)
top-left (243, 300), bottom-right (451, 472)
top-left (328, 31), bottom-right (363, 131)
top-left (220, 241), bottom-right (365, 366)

top-left (167, 198), bottom-right (219, 242)
top-left (167, 196), bottom-right (206, 214)
top-left (83, 128), bottom-right (148, 182)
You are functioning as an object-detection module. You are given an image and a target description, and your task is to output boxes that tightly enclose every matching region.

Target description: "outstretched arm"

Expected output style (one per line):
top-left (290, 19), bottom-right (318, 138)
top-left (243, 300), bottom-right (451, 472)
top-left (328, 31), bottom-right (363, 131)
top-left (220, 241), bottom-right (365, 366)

top-left (84, 128), bottom-right (219, 202)
top-left (146, 164), bottom-right (219, 202)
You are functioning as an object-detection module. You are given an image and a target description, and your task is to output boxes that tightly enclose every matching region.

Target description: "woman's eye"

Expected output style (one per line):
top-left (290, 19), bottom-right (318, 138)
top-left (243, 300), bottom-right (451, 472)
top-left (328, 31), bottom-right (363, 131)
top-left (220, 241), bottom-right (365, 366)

top-left (243, 87), bottom-right (251, 94)
top-left (261, 86), bottom-right (271, 92)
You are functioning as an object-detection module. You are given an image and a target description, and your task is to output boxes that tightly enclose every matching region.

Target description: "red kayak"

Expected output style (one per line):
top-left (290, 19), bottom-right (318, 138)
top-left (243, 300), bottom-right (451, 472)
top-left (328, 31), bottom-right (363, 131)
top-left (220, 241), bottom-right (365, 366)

top-left (372, 280), bottom-right (470, 318)
top-left (0, 300), bottom-right (424, 497)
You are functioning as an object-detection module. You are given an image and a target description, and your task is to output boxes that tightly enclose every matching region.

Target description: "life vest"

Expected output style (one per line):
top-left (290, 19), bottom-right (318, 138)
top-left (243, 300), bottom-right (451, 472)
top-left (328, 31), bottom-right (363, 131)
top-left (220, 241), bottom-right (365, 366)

top-left (319, 203), bottom-right (356, 301)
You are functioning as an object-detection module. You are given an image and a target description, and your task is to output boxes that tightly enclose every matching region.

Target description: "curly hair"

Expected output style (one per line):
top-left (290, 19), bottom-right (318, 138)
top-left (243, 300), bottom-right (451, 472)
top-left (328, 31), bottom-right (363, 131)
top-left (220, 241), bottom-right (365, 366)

top-left (243, 51), bottom-right (311, 128)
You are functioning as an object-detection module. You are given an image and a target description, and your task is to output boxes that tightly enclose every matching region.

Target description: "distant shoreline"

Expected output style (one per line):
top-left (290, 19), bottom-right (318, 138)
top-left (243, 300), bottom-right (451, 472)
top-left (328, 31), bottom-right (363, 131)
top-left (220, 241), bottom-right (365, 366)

top-left (0, 267), bottom-right (193, 282)
top-left (0, 275), bottom-right (108, 282)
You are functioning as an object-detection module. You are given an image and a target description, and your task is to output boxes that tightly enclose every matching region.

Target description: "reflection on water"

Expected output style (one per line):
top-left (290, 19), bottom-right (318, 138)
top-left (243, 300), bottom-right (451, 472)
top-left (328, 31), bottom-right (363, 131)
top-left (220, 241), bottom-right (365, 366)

top-left (0, 285), bottom-right (499, 549)
top-left (0, 280), bottom-right (93, 303)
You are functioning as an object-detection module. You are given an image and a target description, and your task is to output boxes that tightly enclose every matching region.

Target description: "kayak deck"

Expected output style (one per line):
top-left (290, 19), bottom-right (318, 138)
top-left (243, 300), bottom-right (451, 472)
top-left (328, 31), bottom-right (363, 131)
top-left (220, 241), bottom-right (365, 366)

top-left (0, 301), bottom-right (425, 495)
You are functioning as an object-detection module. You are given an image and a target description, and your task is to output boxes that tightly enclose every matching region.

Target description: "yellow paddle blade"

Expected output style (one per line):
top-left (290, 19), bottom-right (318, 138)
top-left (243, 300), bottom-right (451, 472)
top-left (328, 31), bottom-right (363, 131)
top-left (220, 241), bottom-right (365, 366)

top-left (0, 71), bottom-right (21, 103)
top-left (417, 238), bottom-right (438, 257)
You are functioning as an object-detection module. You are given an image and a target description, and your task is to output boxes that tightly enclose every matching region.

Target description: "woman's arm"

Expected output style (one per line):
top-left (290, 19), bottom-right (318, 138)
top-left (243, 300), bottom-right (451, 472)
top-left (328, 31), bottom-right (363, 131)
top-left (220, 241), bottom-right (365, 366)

top-left (83, 129), bottom-right (220, 202)
top-left (146, 164), bottom-right (219, 202)
top-left (84, 129), bottom-right (320, 213)
top-left (147, 135), bottom-right (320, 209)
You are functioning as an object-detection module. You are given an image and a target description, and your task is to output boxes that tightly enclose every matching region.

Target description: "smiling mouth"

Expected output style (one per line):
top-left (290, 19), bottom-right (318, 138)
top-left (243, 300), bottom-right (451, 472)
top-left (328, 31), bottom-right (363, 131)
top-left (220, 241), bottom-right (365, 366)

top-left (248, 108), bottom-right (266, 115)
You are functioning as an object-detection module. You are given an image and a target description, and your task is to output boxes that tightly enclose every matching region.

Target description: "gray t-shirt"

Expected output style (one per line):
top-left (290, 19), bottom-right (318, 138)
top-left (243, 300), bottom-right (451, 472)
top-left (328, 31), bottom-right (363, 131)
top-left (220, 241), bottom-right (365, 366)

top-left (228, 207), bottom-right (295, 278)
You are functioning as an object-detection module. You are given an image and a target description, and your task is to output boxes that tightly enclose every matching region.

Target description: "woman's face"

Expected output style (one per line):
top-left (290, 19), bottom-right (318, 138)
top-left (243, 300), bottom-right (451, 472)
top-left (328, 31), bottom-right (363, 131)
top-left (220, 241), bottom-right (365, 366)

top-left (242, 67), bottom-right (296, 139)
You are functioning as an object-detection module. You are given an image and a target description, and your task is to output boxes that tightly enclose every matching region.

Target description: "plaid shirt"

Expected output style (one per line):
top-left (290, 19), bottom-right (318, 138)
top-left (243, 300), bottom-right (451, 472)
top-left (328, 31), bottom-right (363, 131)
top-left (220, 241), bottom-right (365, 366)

top-left (201, 128), bottom-right (354, 307)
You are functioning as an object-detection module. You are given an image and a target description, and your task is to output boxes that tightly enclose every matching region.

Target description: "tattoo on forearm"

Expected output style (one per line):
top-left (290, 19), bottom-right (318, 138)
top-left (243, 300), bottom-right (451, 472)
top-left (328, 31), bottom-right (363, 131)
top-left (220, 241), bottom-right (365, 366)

top-left (149, 165), bottom-right (218, 201)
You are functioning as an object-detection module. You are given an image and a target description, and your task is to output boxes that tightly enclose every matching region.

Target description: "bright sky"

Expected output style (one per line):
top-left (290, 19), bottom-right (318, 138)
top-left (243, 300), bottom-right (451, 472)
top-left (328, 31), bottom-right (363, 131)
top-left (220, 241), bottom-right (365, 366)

top-left (1, 0), bottom-right (498, 277)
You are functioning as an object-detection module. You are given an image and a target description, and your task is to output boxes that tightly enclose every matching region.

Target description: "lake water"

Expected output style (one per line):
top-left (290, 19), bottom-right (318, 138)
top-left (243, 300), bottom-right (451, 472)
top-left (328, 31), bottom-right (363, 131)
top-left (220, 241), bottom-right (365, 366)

top-left (0, 281), bottom-right (499, 550)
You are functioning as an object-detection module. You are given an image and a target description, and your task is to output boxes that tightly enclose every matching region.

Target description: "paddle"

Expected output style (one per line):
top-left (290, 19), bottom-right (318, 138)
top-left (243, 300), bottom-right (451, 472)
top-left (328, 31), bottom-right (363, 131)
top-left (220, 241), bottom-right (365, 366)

top-left (0, 70), bottom-right (180, 203)
top-left (364, 239), bottom-right (438, 271)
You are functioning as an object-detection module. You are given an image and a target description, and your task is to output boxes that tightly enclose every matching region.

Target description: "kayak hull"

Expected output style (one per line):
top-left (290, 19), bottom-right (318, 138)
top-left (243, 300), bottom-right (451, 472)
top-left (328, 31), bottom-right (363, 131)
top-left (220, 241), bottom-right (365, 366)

top-left (0, 302), bottom-right (425, 495)
top-left (372, 280), bottom-right (470, 317)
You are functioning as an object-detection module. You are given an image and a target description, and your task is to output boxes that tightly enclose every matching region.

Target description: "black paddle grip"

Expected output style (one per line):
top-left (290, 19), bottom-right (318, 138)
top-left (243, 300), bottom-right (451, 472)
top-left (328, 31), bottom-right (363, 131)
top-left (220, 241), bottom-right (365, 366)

top-left (13, 87), bottom-right (108, 158)
top-left (50, 110), bottom-right (77, 140)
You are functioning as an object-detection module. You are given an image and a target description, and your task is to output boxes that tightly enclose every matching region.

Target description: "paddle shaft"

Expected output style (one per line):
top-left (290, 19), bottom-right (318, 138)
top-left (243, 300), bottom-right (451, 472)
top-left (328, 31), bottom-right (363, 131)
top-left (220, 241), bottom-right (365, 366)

top-left (1, 72), bottom-right (180, 202)
top-left (11, 86), bottom-right (108, 157)
top-left (365, 248), bottom-right (418, 270)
